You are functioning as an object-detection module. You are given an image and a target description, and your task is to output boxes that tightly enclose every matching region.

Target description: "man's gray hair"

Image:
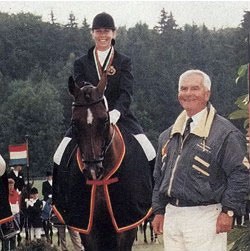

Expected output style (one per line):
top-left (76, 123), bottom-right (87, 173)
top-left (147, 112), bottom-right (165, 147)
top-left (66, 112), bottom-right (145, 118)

top-left (178, 69), bottom-right (211, 91)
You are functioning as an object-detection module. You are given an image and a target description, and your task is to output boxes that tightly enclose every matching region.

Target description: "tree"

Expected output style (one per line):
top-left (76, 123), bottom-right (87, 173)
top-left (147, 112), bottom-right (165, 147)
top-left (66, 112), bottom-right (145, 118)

top-left (50, 10), bottom-right (56, 24)
top-left (229, 64), bottom-right (249, 129)
top-left (65, 12), bottom-right (78, 28)
top-left (241, 11), bottom-right (250, 33)
top-left (0, 10), bottom-right (249, 175)
top-left (0, 72), bottom-right (64, 176)
top-left (154, 8), bottom-right (178, 34)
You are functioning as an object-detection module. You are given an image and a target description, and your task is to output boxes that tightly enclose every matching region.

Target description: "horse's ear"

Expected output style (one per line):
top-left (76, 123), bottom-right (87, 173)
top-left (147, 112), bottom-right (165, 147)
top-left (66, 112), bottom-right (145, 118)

top-left (68, 76), bottom-right (79, 96)
top-left (96, 72), bottom-right (107, 96)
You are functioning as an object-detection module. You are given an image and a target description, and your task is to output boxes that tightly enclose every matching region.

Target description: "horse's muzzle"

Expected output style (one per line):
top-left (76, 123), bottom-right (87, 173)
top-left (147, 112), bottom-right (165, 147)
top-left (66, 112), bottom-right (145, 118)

top-left (83, 159), bottom-right (104, 180)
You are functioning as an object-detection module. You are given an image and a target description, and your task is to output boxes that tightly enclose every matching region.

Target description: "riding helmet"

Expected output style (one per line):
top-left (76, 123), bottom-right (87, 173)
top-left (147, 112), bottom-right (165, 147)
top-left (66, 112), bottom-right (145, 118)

top-left (92, 12), bottom-right (115, 30)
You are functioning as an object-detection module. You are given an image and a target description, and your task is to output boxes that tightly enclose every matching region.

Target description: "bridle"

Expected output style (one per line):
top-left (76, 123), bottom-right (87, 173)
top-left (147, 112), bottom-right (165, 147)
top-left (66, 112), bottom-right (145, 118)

top-left (72, 97), bottom-right (104, 107)
top-left (71, 97), bottom-right (115, 166)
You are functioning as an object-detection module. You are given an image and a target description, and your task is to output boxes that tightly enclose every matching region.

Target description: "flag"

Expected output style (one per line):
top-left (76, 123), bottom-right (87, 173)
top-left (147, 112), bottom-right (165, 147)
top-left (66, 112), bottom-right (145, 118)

top-left (9, 143), bottom-right (28, 166)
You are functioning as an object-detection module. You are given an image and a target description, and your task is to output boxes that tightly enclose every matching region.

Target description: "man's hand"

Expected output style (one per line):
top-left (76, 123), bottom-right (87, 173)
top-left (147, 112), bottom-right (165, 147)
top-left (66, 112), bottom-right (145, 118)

top-left (26, 199), bottom-right (34, 207)
top-left (152, 214), bottom-right (164, 235)
top-left (216, 212), bottom-right (233, 233)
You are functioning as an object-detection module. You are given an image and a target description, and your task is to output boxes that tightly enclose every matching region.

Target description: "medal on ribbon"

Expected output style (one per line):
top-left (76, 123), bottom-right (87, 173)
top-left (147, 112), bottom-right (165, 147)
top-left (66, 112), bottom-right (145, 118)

top-left (107, 65), bottom-right (116, 75)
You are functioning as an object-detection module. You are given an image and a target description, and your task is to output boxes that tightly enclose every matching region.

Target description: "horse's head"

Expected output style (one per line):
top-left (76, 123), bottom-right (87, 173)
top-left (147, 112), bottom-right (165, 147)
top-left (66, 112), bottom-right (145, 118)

top-left (68, 73), bottom-right (112, 180)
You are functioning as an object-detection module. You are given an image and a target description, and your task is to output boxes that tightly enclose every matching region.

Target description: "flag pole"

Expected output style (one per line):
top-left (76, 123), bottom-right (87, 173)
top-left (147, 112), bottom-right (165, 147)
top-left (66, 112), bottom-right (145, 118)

top-left (25, 134), bottom-right (30, 197)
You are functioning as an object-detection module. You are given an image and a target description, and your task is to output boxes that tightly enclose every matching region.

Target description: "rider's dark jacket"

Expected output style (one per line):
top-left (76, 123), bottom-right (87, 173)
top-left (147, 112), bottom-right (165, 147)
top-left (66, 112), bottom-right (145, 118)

top-left (152, 104), bottom-right (250, 216)
top-left (73, 46), bottom-right (143, 134)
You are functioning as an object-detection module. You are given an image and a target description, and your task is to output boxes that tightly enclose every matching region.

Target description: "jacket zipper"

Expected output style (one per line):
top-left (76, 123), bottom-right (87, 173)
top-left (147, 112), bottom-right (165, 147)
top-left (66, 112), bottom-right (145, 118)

top-left (167, 154), bottom-right (180, 196)
top-left (167, 136), bottom-right (186, 197)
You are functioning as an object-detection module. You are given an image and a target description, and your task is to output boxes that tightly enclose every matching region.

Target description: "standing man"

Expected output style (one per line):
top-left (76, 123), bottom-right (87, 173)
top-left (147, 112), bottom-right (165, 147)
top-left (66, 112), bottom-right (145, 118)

top-left (57, 225), bottom-right (84, 251)
top-left (41, 171), bottom-right (53, 243)
top-left (2, 178), bottom-right (21, 250)
top-left (152, 69), bottom-right (250, 251)
top-left (42, 171), bottom-right (53, 201)
top-left (26, 187), bottom-right (44, 240)
top-left (8, 164), bottom-right (25, 194)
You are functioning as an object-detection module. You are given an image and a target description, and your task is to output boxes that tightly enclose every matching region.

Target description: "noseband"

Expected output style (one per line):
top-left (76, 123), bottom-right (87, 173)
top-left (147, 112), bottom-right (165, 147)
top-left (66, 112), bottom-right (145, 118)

top-left (72, 94), bottom-right (104, 107)
top-left (71, 97), bottom-right (114, 165)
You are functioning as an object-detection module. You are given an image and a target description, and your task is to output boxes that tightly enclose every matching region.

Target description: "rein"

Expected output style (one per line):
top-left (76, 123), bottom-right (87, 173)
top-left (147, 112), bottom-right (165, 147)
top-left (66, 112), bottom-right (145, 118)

top-left (76, 125), bottom-right (126, 181)
top-left (81, 127), bottom-right (115, 165)
top-left (71, 97), bottom-right (114, 166)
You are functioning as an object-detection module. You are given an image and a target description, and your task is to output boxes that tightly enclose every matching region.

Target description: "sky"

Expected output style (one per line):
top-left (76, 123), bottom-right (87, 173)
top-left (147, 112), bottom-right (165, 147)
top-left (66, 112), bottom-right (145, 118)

top-left (0, 1), bottom-right (249, 30)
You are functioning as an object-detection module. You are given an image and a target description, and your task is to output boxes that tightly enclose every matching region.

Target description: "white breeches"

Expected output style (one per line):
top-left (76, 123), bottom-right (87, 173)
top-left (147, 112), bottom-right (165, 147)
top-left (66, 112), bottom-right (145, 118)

top-left (0, 154), bottom-right (6, 176)
top-left (133, 134), bottom-right (156, 161)
top-left (163, 203), bottom-right (227, 251)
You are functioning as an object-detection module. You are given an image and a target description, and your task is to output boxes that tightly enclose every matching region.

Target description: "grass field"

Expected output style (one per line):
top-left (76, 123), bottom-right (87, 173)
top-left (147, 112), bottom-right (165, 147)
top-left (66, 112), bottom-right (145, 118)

top-left (40, 224), bottom-right (247, 251)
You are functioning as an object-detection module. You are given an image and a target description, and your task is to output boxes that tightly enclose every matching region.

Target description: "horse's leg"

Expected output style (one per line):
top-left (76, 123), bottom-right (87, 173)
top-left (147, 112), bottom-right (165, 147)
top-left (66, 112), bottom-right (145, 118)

top-left (25, 219), bottom-right (29, 242)
top-left (57, 228), bottom-right (60, 246)
top-left (150, 222), bottom-right (154, 242)
top-left (80, 232), bottom-right (112, 251)
top-left (17, 233), bottom-right (21, 246)
top-left (80, 233), bottom-right (97, 251)
top-left (43, 220), bottom-right (49, 241)
top-left (49, 222), bottom-right (53, 244)
top-left (155, 233), bottom-right (159, 244)
top-left (139, 223), bottom-right (143, 234)
top-left (80, 226), bottom-right (120, 251)
top-left (117, 228), bottom-right (137, 251)
top-left (134, 227), bottom-right (138, 242)
top-left (143, 220), bottom-right (148, 243)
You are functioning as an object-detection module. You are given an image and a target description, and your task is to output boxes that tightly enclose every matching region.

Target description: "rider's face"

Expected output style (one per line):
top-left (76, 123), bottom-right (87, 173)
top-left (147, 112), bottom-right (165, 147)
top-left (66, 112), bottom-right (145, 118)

top-left (92, 29), bottom-right (115, 51)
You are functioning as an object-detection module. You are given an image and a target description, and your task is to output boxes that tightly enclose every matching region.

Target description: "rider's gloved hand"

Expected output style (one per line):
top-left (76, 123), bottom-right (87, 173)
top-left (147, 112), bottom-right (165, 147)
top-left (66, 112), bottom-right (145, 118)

top-left (26, 199), bottom-right (34, 207)
top-left (109, 109), bottom-right (121, 124)
top-left (0, 154), bottom-right (6, 177)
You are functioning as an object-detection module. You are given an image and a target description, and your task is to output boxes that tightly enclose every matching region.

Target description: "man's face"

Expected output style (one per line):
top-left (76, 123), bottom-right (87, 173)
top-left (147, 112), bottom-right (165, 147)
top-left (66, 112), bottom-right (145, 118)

top-left (30, 193), bottom-right (38, 200)
top-left (15, 165), bottom-right (22, 172)
top-left (178, 74), bottom-right (210, 117)
top-left (8, 183), bottom-right (14, 191)
top-left (92, 29), bottom-right (115, 51)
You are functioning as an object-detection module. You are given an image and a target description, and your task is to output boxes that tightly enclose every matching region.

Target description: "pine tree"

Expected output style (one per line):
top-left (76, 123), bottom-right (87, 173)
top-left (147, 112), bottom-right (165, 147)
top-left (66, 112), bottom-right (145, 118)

top-left (50, 10), bottom-right (56, 24)
top-left (154, 8), bottom-right (178, 34)
top-left (65, 12), bottom-right (78, 28)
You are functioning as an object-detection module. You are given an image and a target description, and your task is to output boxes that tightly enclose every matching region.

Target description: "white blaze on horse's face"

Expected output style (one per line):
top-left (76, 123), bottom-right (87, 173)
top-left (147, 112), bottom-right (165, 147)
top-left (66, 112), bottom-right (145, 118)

top-left (87, 108), bottom-right (94, 125)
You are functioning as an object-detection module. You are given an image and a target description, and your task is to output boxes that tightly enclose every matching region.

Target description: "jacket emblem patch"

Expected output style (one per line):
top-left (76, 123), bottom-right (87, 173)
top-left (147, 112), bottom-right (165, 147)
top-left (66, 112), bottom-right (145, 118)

top-left (194, 156), bottom-right (210, 168)
top-left (161, 140), bottom-right (170, 162)
top-left (242, 157), bottom-right (250, 169)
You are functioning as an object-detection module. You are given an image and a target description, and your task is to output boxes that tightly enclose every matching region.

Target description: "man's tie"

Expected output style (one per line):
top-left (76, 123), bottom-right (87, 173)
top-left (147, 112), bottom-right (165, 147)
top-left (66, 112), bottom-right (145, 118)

top-left (183, 117), bottom-right (193, 139)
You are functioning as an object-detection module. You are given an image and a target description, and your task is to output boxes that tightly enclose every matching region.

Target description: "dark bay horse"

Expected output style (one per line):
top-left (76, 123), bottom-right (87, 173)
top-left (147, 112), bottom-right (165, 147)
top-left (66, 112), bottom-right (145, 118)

top-left (52, 73), bottom-right (153, 251)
